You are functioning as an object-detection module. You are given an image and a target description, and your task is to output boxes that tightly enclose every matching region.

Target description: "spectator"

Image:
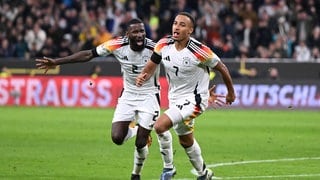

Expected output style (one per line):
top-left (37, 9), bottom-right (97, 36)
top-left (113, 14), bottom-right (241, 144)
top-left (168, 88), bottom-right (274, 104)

top-left (295, 10), bottom-right (313, 42)
top-left (293, 40), bottom-right (311, 62)
top-left (307, 26), bottom-right (320, 49)
top-left (171, 0), bottom-right (193, 15)
top-left (310, 47), bottom-right (320, 62)
top-left (24, 15), bottom-right (34, 30)
top-left (238, 1), bottom-right (258, 27)
top-left (0, 38), bottom-right (15, 57)
top-left (221, 34), bottom-right (238, 58)
top-left (28, 42), bottom-right (39, 59)
top-left (256, 45), bottom-right (271, 59)
top-left (256, 15), bottom-right (273, 48)
top-left (274, 0), bottom-right (290, 18)
top-left (111, 7), bottom-right (126, 36)
top-left (96, 7), bottom-right (107, 28)
top-left (237, 18), bottom-right (257, 57)
top-left (285, 26), bottom-right (298, 58)
top-left (270, 37), bottom-right (287, 58)
top-left (0, 0), bottom-right (319, 60)
top-left (125, 0), bottom-right (138, 19)
top-left (105, 0), bottom-right (116, 33)
top-left (64, 8), bottom-right (79, 33)
top-left (46, 23), bottom-right (65, 46)
top-left (0, 3), bottom-right (18, 22)
top-left (276, 16), bottom-right (290, 41)
top-left (93, 25), bottom-right (113, 47)
top-left (258, 0), bottom-right (276, 18)
top-left (79, 25), bottom-right (96, 50)
top-left (57, 34), bottom-right (73, 57)
top-left (268, 67), bottom-right (280, 80)
top-left (306, 0), bottom-right (319, 25)
top-left (13, 34), bottom-right (29, 59)
top-left (221, 15), bottom-right (236, 42)
top-left (142, 15), bottom-right (153, 39)
top-left (37, 37), bottom-right (57, 58)
top-left (0, 66), bottom-right (11, 78)
top-left (24, 22), bottom-right (47, 52)
top-left (149, 4), bottom-right (160, 40)
top-left (90, 64), bottom-right (102, 79)
top-left (157, 10), bottom-right (172, 39)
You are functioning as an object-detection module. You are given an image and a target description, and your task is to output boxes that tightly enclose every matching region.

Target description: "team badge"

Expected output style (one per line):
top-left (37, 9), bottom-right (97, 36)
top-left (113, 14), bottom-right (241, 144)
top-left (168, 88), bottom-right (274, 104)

top-left (182, 57), bottom-right (191, 66)
top-left (142, 55), bottom-right (149, 63)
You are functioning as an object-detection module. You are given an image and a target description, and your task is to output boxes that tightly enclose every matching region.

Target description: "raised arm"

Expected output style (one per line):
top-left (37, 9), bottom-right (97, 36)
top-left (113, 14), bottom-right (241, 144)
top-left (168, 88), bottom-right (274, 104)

top-left (35, 49), bottom-right (96, 73)
top-left (213, 61), bottom-right (236, 105)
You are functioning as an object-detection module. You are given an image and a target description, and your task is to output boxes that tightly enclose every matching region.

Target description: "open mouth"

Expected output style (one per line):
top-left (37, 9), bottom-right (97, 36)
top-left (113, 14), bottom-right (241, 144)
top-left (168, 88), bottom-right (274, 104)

top-left (136, 39), bottom-right (144, 46)
top-left (173, 32), bottom-right (179, 38)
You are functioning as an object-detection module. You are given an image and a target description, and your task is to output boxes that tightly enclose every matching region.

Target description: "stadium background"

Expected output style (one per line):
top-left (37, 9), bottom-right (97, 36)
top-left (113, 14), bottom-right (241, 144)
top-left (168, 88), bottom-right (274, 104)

top-left (0, 0), bottom-right (320, 109)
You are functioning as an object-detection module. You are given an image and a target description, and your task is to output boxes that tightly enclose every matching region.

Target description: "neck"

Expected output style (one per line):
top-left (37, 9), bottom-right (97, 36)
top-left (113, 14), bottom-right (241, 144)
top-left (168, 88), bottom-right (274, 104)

top-left (174, 38), bottom-right (190, 51)
top-left (130, 44), bottom-right (144, 51)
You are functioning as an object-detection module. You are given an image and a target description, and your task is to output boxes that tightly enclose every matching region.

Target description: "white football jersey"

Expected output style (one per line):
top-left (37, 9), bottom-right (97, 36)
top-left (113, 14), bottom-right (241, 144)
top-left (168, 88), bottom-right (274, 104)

top-left (96, 37), bottom-right (160, 94)
top-left (153, 36), bottom-right (220, 101)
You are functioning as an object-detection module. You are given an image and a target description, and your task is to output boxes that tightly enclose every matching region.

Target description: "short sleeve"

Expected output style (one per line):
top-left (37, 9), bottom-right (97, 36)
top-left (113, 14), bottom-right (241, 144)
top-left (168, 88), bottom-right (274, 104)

top-left (203, 52), bottom-right (220, 68)
top-left (96, 41), bottom-right (112, 56)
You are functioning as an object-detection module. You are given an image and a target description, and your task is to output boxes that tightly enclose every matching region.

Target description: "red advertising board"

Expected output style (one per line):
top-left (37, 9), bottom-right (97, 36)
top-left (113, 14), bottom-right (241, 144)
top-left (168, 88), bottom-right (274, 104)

top-left (0, 76), bottom-right (169, 108)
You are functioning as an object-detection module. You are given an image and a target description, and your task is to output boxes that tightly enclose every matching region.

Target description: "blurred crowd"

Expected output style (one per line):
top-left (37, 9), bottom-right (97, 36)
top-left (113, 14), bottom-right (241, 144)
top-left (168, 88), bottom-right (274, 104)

top-left (0, 0), bottom-right (320, 62)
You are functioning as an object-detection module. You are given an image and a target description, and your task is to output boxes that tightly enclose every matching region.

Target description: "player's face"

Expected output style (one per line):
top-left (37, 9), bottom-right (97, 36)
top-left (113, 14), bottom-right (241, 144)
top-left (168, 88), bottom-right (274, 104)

top-left (127, 23), bottom-right (146, 51)
top-left (172, 15), bottom-right (194, 41)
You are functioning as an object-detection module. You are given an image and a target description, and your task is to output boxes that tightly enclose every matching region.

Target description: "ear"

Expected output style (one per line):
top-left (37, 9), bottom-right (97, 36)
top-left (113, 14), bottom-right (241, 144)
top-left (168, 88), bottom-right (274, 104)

top-left (188, 27), bottom-right (194, 35)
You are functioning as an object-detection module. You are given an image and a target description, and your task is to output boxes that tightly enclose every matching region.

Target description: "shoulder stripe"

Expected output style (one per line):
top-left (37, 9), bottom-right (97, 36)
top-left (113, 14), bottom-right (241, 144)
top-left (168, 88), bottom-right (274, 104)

top-left (104, 36), bottom-right (129, 52)
top-left (187, 40), bottom-right (213, 62)
top-left (145, 38), bottom-right (156, 50)
top-left (154, 36), bottom-right (174, 53)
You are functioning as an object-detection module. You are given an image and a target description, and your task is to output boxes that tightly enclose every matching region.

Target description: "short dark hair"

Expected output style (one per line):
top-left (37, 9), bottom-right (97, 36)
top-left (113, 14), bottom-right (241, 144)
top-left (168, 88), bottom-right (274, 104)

top-left (126, 18), bottom-right (143, 29)
top-left (177, 12), bottom-right (195, 28)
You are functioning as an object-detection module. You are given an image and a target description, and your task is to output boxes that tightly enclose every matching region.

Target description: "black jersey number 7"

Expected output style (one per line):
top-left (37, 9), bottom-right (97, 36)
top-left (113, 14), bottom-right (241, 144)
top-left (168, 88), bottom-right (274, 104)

top-left (173, 66), bottom-right (179, 76)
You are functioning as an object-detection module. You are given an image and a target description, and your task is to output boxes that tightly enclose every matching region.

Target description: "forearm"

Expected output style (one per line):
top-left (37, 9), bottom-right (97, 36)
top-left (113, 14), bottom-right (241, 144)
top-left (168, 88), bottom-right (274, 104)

top-left (214, 62), bottom-right (234, 93)
top-left (54, 50), bottom-right (94, 65)
top-left (141, 60), bottom-right (158, 80)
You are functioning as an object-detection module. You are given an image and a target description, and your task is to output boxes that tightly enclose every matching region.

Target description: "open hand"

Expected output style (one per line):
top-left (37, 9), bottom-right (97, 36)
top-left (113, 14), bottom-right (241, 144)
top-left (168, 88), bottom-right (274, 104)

top-left (35, 57), bottom-right (57, 74)
top-left (208, 85), bottom-right (226, 108)
top-left (135, 73), bottom-right (147, 87)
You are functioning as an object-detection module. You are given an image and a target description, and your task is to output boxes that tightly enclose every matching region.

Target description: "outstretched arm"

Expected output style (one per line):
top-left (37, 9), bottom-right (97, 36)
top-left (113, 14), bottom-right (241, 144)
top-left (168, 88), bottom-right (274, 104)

top-left (213, 61), bottom-right (236, 105)
top-left (35, 50), bottom-right (95, 73)
top-left (135, 59), bottom-right (158, 87)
